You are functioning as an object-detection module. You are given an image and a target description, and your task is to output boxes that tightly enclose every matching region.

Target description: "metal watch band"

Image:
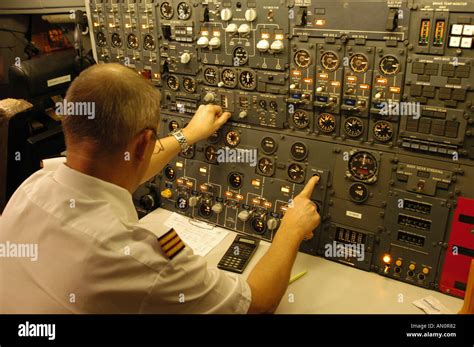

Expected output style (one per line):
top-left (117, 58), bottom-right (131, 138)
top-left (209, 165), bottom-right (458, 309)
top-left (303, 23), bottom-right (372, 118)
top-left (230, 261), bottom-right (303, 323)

top-left (171, 129), bottom-right (190, 152)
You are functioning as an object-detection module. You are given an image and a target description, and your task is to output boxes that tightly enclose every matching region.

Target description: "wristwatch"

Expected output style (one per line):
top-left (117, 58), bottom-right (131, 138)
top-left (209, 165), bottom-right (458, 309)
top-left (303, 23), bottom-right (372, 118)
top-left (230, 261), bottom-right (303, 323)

top-left (170, 129), bottom-right (190, 152)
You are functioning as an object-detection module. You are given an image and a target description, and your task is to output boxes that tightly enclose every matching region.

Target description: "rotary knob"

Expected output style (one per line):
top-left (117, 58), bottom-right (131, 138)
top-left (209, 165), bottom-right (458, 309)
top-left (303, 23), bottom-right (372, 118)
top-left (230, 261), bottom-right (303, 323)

top-left (197, 36), bottom-right (209, 48)
top-left (245, 8), bottom-right (257, 22)
top-left (209, 37), bottom-right (221, 49)
top-left (220, 8), bottom-right (232, 21)
top-left (180, 52), bottom-right (191, 64)
top-left (189, 196), bottom-right (200, 207)
top-left (256, 39), bottom-right (270, 52)
top-left (316, 86), bottom-right (326, 93)
top-left (374, 91), bottom-right (384, 99)
top-left (266, 217), bottom-right (280, 231)
top-left (211, 203), bottom-right (223, 214)
top-left (203, 92), bottom-right (215, 103)
top-left (238, 210), bottom-right (252, 222)
top-left (239, 110), bottom-right (248, 119)
top-left (238, 24), bottom-right (251, 35)
top-left (225, 23), bottom-right (238, 34)
top-left (160, 188), bottom-right (173, 199)
top-left (270, 40), bottom-right (284, 52)
top-left (140, 194), bottom-right (156, 210)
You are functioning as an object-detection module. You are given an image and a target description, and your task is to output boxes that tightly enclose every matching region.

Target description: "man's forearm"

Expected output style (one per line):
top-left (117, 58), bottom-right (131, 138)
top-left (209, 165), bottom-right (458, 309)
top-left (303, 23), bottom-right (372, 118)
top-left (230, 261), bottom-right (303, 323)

top-left (247, 227), bottom-right (301, 313)
top-left (141, 128), bottom-right (200, 184)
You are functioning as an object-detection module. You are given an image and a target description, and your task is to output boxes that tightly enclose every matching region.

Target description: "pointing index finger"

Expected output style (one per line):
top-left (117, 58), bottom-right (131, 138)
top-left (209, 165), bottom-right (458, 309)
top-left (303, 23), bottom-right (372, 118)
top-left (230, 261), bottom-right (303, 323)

top-left (298, 175), bottom-right (320, 199)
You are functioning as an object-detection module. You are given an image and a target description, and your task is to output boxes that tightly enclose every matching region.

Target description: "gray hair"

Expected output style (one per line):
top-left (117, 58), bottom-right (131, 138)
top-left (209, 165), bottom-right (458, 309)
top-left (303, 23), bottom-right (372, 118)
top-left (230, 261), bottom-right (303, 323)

top-left (62, 63), bottom-right (161, 153)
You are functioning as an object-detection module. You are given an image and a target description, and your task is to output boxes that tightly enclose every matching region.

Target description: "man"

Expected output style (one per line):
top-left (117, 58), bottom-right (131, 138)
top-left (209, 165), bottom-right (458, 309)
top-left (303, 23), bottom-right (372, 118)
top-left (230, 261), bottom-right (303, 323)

top-left (0, 64), bottom-right (320, 313)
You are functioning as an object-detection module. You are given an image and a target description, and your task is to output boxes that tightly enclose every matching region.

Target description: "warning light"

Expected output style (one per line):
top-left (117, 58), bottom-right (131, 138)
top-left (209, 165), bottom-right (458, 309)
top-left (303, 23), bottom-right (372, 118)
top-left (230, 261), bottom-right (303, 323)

top-left (235, 194), bottom-right (244, 201)
top-left (275, 33), bottom-right (284, 40)
top-left (252, 179), bottom-right (261, 187)
top-left (261, 33), bottom-right (270, 39)
top-left (186, 181), bottom-right (193, 188)
top-left (318, 73), bottom-right (329, 79)
top-left (252, 198), bottom-right (261, 205)
top-left (315, 19), bottom-right (326, 26)
top-left (383, 254), bottom-right (392, 264)
top-left (225, 191), bottom-right (233, 198)
top-left (176, 161), bottom-right (184, 168)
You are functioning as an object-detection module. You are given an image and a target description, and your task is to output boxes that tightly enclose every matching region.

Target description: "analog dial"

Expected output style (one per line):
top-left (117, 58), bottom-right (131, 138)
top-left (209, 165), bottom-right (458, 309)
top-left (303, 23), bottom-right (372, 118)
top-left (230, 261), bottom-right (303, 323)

top-left (221, 68), bottom-right (238, 88)
top-left (167, 75), bottom-right (179, 91)
top-left (127, 33), bottom-right (139, 49)
top-left (379, 55), bottom-right (400, 75)
top-left (177, 2), bottom-right (191, 20)
top-left (350, 54), bottom-right (369, 73)
top-left (225, 130), bottom-right (240, 147)
top-left (261, 137), bottom-right (277, 155)
top-left (344, 117), bottom-right (364, 137)
top-left (233, 47), bottom-right (249, 66)
top-left (294, 49), bottom-right (311, 68)
top-left (205, 145), bottom-right (218, 163)
top-left (321, 51), bottom-right (339, 71)
top-left (258, 157), bottom-right (274, 176)
top-left (288, 163), bottom-right (305, 183)
top-left (292, 110), bottom-right (310, 129)
top-left (349, 183), bottom-right (369, 203)
top-left (239, 70), bottom-right (256, 90)
top-left (290, 142), bottom-right (308, 161)
top-left (183, 77), bottom-right (197, 93)
top-left (228, 172), bottom-right (243, 189)
top-left (143, 34), bottom-right (155, 50)
top-left (168, 120), bottom-right (180, 132)
top-left (96, 32), bottom-right (107, 47)
top-left (160, 2), bottom-right (173, 19)
top-left (111, 33), bottom-right (122, 48)
top-left (372, 120), bottom-right (393, 142)
top-left (348, 151), bottom-right (378, 182)
top-left (317, 113), bottom-right (336, 133)
top-left (203, 66), bottom-right (218, 85)
top-left (164, 166), bottom-right (176, 181)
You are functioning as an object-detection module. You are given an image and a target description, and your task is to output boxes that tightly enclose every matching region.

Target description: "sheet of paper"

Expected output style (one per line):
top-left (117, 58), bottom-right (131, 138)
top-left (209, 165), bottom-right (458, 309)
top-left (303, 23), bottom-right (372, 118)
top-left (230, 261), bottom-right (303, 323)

top-left (412, 296), bottom-right (453, 314)
top-left (163, 212), bottom-right (229, 257)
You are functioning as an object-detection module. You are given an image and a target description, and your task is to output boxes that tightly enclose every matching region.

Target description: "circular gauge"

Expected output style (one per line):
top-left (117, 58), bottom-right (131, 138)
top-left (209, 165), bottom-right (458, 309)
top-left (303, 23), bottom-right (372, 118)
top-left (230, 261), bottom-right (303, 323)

top-left (166, 75), bottom-right (179, 91)
top-left (205, 145), bottom-right (218, 163)
top-left (348, 151), bottom-right (378, 182)
top-left (269, 101), bottom-right (278, 112)
top-left (143, 34), bottom-right (155, 50)
top-left (288, 163), bottom-right (305, 183)
top-left (350, 54), bottom-right (369, 73)
top-left (239, 70), bottom-right (256, 90)
top-left (228, 172), bottom-right (243, 189)
top-left (344, 117), bottom-right (364, 137)
top-left (203, 66), bottom-right (218, 85)
top-left (127, 33), bottom-right (139, 49)
top-left (321, 51), bottom-right (339, 71)
top-left (258, 157), bottom-right (274, 176)
top-left (291, 142), bottom-right (308, 161)
top-left (199, 203), bottom-right (212, 218)
top-left (251, 217), bottom-right (267, 234)
top-left (294, 49), bottom-right (311, 68)
top-left (261, 137), bottom-right (277, 155)
top-left (292, 110), bottom-right (310, 129)
top-left (233, 47), bottom-right (249, 66)
top-left (164, 166), bottom-right (176, 181)
top-left (160, 1), bottom-right (174, 19)
top-left (373, 120), bottom-right (393, 142)
top-left (177, 2), bottom-right (191, 20)
top-left (183, 77), bottom-right (197, 93)
top-left (207, 130), bottom-right (220, 144)
top-left (349, 183), bottom-right (369, 203)
top-left (168, 120), bottom-right (180, 132)
top-left (225, 130), bottom-right (240, 147)
top-left (176, 196), bottom-right (188, 210)
top-left (258, 100), bottom-right (267, 110)
top-left (111, 33), bottom-right (122, 48)
top-left (221, 68), bottom-right (238, 88)
top-left (379, 55), bottom-right (400, 75)
top-left (180, 145), bottom-right (194, 159)
top-left (317, 113), bottom-right (336, 133)
top-left (96, 32), bottom-right (107, 47)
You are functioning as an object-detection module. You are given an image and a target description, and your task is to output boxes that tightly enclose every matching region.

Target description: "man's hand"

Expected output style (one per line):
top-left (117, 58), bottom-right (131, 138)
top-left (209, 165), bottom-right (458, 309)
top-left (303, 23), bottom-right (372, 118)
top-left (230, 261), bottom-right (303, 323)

top-left (183, 105), bottom-right (231, 144)
top-left (279, 175), bottom-right (321, 242)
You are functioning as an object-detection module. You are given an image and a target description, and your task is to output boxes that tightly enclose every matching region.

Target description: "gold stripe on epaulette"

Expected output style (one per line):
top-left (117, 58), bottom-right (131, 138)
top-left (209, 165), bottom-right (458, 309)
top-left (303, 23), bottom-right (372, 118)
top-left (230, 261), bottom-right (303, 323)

top-left (158, 228), bottom-right (186, 259)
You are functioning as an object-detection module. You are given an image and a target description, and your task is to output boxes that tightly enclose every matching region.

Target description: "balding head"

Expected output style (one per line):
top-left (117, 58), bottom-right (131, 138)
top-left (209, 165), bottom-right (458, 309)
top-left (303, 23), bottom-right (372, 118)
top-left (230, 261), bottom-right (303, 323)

top-left (62, 63), bottom-right (161, 154)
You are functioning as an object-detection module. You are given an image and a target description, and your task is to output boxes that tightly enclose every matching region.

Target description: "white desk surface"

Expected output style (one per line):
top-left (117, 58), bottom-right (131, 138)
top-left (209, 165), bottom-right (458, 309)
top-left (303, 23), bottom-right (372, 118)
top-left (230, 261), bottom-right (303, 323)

top-left (140, 208), bottom-right (464, 314)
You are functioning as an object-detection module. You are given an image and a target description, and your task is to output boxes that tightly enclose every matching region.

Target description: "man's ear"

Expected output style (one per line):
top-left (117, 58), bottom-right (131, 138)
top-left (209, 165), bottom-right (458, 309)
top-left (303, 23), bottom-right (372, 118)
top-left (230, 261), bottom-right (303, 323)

top-left (134, 129), bottom-right (154, 161)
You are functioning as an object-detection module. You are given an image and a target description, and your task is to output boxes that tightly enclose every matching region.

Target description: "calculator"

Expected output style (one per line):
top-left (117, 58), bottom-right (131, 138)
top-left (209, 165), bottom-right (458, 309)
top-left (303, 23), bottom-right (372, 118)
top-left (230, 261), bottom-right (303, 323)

top-left (217, 235), bottom-right (260, 273)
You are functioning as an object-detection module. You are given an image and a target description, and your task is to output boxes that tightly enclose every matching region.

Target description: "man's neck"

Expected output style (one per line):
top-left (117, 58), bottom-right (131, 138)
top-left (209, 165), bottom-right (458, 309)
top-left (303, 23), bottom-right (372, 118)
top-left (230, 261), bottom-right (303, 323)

top-left (66, 150), bottom-right (136, 193)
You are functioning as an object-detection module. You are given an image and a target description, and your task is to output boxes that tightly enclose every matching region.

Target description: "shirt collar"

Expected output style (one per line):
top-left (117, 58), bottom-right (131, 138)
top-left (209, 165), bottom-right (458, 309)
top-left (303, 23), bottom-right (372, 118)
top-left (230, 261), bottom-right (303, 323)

top-left (53, 164), bottom-right (138, 223)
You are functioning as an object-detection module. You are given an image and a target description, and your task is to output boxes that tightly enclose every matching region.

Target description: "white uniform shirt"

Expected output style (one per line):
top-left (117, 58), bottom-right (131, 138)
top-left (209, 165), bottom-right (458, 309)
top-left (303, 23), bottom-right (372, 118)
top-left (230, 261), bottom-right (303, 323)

top-left (0, 164), bottom-right (251, 313)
